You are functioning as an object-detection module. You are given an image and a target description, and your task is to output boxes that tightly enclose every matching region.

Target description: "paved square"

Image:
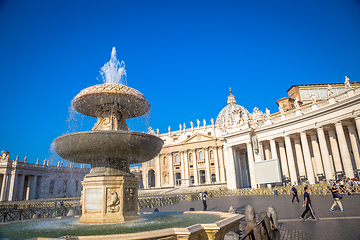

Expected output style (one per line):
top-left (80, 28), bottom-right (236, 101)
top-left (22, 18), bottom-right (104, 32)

top-left (140, 194), bottom-right (360, 240)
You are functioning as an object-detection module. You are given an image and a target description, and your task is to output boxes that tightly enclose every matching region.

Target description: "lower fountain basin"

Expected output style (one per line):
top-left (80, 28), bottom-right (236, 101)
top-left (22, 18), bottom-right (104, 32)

top-left (53, 130), bottom-right (163, 165)
top-left (0, 211), bottom-right (243, 240)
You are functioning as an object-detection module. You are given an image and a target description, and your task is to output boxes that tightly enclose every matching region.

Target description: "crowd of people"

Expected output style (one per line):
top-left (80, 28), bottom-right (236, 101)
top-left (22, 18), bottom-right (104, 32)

top-left (329, 178), bottom-right (360, 194)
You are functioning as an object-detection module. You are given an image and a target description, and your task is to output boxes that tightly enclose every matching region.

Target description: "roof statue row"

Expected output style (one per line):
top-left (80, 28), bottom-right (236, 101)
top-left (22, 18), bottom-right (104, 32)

top-left (147, 76), bottom-right (355, 136)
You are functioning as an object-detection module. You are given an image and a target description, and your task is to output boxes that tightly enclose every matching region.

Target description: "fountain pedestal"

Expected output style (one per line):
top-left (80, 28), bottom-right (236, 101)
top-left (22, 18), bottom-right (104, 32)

top-left (80, 175), bottom-right (139, 223)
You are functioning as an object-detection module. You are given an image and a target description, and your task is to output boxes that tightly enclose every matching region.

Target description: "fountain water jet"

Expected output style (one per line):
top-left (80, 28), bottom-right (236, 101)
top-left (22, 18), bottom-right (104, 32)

top-left (53, 48), bottom-right (163, 223)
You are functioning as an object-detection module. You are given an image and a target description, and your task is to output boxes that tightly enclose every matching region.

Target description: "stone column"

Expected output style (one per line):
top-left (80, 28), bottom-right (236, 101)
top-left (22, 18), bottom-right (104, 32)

top-left (300, 132), bottom-right (316, 184)
top-left (193, 150), bottom-right (199, 185)
top-left (278, 140), bottom-right (289, 180)
top-left (284, 135), bottom-right (298, 184)
top-left (328, 129), bottom-right (343, 175)
top-left (180, 151), bottom-right (185, 186)
top-left (254, 141), bottom-right (263, 162)
top-left (184, 150), bottom-right (189, 186)
top-left (169, 153), bottom-right (174, 187)
top-left (17, 174), bottom-right (25, 200)
top-left (224, 146), bottom-right (238, 189)
top-left (213, 146), bottom-right (220, 183)
top-left (246, 142), bottom-right (256, 188)
top-left (335, 122), bottom-right (354, 178)
top-left (346, 124), bottom-right (360, 171)
top-left (156, 155), bottom-right (161, 188)
top-left (294, 137), bottom-right (306, 177)
top-left (219, 146), bottom-right (226, 183)
top-left (317, 127), bottom-right (334, 180)
top-left (270, 139), bottom-right (278, 159)
top-left (7, 171), bottom-right (18, 201)
top-left (310, 132), bottom-right (324, 178)
top-left (355, 117), bottom-right (360, 141)
top-left (29, 175), bottom-right (38, 199)
top-left (258, 142), bottom-right (264, 160)
top-left (142, 162), bottom-right (147, 189)
top-left (204, 148), bottom-right (211, 184)
top-left (0, 174), bottom-right (8, 201)
top-left (264, 142), bottom-right (271, 160)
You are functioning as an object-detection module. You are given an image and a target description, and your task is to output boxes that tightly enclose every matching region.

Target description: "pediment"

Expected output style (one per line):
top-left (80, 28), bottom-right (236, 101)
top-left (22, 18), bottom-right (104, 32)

top-left (182, 133), bottom-right (217, 144)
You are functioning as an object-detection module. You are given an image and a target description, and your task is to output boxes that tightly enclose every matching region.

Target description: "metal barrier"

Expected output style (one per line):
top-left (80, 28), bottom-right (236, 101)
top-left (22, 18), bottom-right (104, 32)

top-left (0, 206), bottom-right (82, 222)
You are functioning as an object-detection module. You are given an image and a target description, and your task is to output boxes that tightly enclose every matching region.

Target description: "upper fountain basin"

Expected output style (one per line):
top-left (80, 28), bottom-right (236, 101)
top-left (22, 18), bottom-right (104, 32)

top-left (53, 130), bottom-right (163, 164)
top-left (72, 83), bottom-right (150, 118)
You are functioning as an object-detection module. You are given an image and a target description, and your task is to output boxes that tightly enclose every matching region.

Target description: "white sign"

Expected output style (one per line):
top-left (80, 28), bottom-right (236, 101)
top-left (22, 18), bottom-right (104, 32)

top-left (85, 188), bottom-right (102, 213)
top-left (253, 158), bottom-right (282, 184)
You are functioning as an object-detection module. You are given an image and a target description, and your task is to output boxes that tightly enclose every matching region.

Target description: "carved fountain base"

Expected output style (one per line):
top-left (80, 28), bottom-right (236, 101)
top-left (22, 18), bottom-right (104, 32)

top-left (80, 175), bottom-right (139, 224)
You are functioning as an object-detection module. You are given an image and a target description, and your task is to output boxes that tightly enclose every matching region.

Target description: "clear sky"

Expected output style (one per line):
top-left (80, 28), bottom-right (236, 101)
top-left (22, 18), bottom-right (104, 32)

top-left (0, 0), bottom-right (359, 166)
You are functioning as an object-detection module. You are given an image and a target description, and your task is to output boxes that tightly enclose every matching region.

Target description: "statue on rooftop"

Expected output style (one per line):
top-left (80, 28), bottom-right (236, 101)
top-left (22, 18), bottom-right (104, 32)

top-left (310, 91), bottom-right (316, 104)
top-left (294, 97), bottom-right (300, 110)
top-left (183, 123), bottom-right (186, 130)
top-left (179, 123), bottom-right (182, 131)
top-left (210, 118), bottom-right (214, 125)
top-left (190, 121), bottom-right (194, 129)
top-left (265, 108), bottom-right (271, 118)
top-left (196, 119), bottom-right (200, 128)
top-left (327, 84), bottom-right (333, 97)
top-left (203, 119), bottom-right (206, 126)
top-left (345, 76), bottom-right (352, 90)
top-left (279, 103), bottom-right (284, 114)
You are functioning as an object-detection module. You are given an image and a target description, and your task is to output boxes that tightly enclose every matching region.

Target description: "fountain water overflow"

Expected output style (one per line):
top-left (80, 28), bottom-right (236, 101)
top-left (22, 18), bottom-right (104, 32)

top-left (54, 48), bottom-right (163, 223)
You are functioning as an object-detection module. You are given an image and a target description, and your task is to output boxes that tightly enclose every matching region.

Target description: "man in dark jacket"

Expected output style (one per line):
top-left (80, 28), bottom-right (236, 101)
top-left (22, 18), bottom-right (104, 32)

top-left (300, 187), bottom-right (319, 221)
top-left (291, 184), bottom-right (299, 202)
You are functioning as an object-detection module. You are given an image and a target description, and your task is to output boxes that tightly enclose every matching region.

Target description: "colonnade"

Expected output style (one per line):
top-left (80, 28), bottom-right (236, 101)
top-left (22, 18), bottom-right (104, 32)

top-left (0, 173), bottom-right (40, 201)
top-left (231, 118), bottom-right (360, 188)
top-left (143, 145), bottom-right (227, 189)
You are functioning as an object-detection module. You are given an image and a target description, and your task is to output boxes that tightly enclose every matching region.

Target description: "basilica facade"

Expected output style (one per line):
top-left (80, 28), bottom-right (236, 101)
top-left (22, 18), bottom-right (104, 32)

top-left (142, 78), bottom-right (360, 190)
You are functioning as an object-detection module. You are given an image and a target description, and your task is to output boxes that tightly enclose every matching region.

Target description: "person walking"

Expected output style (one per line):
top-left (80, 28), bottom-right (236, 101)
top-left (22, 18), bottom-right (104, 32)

top-left (330, 184), bottom-right (345, 212)
top-left (291, 184), bottom-right (299, 202)
top-left (202, 191), bottom-right (208, 211)
top-left (300, 186), bottom-right (318, 221)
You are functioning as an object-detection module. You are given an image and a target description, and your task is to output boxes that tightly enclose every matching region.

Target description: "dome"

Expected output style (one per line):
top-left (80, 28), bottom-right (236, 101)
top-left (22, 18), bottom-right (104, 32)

top-left (216, 89), bottom-right (249, 125)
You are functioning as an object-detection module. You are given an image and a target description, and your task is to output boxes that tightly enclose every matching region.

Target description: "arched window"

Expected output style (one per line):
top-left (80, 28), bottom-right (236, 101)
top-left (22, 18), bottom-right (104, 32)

top-left (175, 154), bottom-right (180, 163)
top-left (199, 151), bottom-right (204, 160)
top-left (190, 176), bottom-right (194, 185)
top-left (189, 153), bottom-right (193, 162)
top-left (149, 159), bottom-right (154, 166)
top-left (210, 150), bottom-right (214, 159)
top-left (211, 174), bottom-right (216, 183)
top-left (148, 170), bottom-right (155, 188)
top-left (163, 157), bottom-right (167, 165)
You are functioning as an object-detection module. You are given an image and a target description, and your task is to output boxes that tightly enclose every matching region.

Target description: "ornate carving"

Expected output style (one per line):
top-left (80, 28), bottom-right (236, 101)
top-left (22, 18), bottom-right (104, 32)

top-left (107, 190), bottom-right (120, 213)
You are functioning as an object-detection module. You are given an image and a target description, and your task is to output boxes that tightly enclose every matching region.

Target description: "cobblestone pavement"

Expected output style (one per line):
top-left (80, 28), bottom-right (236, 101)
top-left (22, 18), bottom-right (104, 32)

top-left (139, 194), bottom-right (360, 240)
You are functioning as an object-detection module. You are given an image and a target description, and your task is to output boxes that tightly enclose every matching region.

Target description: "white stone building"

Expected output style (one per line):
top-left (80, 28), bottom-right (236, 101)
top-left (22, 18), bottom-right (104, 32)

top-left (0, 151), bottom-right (89, 202)
top-left (142, 78), bottom-right (360, 190)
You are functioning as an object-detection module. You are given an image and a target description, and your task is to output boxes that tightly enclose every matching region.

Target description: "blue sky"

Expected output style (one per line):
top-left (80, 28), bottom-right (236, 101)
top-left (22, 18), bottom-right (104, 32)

top-left (0, 0), bottom-right (360, 166)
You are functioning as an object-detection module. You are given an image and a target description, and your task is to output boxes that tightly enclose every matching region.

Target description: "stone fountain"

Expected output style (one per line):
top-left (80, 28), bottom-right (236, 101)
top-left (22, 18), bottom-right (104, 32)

top-left (53, 48), bottom-right (163, 224)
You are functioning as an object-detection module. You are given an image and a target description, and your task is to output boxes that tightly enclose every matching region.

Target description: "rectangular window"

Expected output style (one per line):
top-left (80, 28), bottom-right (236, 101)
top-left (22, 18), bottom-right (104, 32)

top-left (319, 88), bottom-right (327, 98)
top-left (190, 165), bottom-right (193, 168)
top-left (63, 180), bottom-right (67, 193)
top-left (175, 167), bottom-right (180, 170)
top-left (208, 132), bottom-right (211, 135)
top-left (300, 89), bottom-right (310, 99)
top-left (49, 180), bottom-right (54, 193)
top-left (335, 87), bottom-right (345, 95)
